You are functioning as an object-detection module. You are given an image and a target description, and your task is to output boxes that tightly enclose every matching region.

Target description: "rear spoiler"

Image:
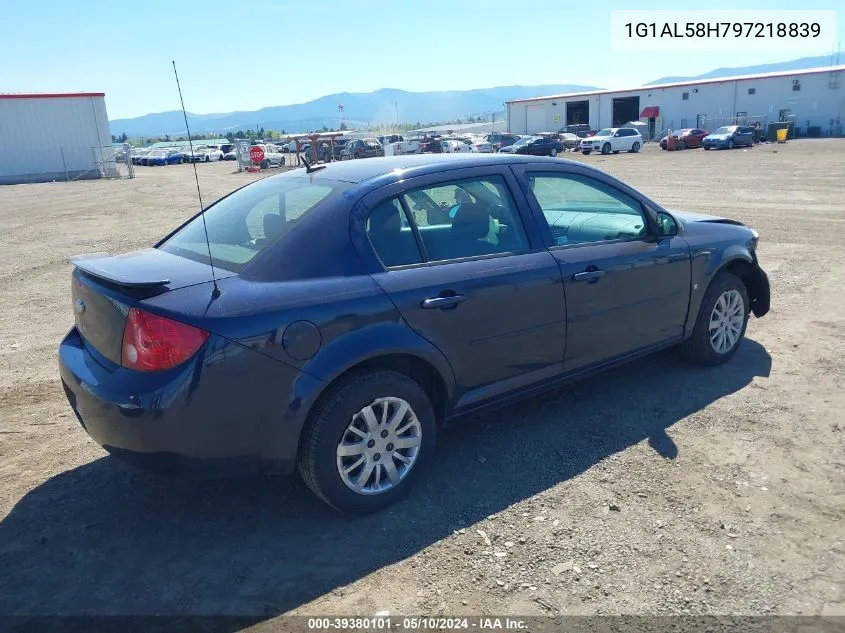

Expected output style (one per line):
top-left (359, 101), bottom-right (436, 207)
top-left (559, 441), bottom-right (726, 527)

top-left (68, 252), bottom-right (171, 288)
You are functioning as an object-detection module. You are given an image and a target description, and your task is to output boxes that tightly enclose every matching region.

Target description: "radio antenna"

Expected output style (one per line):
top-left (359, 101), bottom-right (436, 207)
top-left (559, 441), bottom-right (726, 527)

top-left (172, 60), bottom-right (220, 299)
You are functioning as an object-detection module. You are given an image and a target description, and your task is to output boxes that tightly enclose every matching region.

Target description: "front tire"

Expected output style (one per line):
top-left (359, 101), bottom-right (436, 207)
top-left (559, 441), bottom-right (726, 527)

top-left (549, 148), bottom-right (557, 157)
top-left (298, 370), bottom-right (436, 513)
top-left (582, 150), bottom-right (591, 155)
top-left (601, 143), bottom-right (611, 155)
top-left (728, 140), bottom-right (734, 149)
top-left (681, 272), bottom-right (749, 366)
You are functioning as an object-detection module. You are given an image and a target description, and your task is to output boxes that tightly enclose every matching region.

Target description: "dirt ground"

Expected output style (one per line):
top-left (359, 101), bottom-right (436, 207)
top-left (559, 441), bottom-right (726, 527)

top-left (1, 142), bottom-right (843, 622)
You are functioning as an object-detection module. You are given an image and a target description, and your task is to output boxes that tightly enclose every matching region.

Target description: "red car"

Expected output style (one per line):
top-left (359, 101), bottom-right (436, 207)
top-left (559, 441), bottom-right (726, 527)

top-left (660, 128), bottom-right (709, 150)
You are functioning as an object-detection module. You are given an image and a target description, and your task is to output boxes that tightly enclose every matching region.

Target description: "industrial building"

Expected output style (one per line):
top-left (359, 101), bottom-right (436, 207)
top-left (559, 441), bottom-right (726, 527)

top-left (506, 65), bottom-right (845, 140)
top-left (0, 92), bottom-right (114, 185)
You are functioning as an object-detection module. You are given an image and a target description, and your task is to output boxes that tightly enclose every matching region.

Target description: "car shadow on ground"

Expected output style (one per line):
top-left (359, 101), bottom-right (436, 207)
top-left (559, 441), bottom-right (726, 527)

top-left (0, 340), bottom-right (771, 623)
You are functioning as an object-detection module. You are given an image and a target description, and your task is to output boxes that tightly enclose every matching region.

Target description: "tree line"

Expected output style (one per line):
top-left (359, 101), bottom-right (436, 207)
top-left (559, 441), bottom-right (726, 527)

top-left (111, 111), bottom-right (504, 146)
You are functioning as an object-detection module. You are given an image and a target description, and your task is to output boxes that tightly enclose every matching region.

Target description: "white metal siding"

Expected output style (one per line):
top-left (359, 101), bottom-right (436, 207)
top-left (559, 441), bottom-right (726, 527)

top-left (0, 96), bottom-right (112, 184)
top-left (507, 68), bottom-right (844, 136)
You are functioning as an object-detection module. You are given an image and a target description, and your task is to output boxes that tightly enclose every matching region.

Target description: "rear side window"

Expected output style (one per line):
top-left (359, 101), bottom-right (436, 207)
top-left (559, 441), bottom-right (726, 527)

top-left (399, 175), bottom-right (529, 262)
top-left (366, 199), bottom-right (422, 268)
top-left (160, 176), bottom-right (347, 272)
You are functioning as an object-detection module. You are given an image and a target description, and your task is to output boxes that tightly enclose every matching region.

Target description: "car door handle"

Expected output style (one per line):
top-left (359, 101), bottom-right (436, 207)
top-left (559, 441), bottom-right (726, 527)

top-left (421, 294), bottom-right (466, 309)
top-left (572, 270), bottom-right (606, 282)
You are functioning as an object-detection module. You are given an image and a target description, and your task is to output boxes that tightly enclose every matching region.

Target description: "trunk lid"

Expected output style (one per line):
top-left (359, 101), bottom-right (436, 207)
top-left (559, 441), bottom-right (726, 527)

top-left (69, 249), bottom-right (233, 365)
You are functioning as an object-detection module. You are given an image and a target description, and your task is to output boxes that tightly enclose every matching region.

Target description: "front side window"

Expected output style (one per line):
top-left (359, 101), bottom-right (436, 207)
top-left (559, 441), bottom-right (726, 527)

top-left (526, 173), bottom-right (648, 246)
top-left (160, 175), bottom-right (346, 272)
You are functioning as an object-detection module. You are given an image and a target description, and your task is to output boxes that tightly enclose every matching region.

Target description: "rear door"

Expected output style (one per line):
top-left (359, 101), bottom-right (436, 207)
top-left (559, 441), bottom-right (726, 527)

top-left (511, 164), bottom-right (691, 372)
top-left (355, 165), bottom-right (566, 409)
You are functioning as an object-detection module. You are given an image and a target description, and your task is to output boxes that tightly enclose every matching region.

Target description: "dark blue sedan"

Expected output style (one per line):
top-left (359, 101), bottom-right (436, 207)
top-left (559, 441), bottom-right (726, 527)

top-left (59, 154), bottom-right (769, 512)
top-left (146, 149), bottom-right (186, 166)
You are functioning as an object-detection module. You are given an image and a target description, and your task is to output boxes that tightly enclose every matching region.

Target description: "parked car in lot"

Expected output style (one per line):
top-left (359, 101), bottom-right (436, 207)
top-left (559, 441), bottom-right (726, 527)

top-left (440, 139), bottom-right (473, 153)
top-left (380, 136), bottom-right (422, 156)
top-left (499, 135), bottom-right (563, 157)
top-left (461, 136), bottom-right (492, 153)
top-left (252, 144), bottom-right (286, 168)
top-left (660, 128), bottom-right (710, 150)
top-left (580, 128), bottom-right (642, 155)
top-left (200, 147), bottom-right (224, 162)
top-left (60, 153), bottom-right (769, 513)
top-left (555, 133), bottom-right (580, 149)
top-left (486, 133), bottom-right (521, 152)
top-left (131, 149), bottom-right (151, 165)
top-left (222, 149), bottom-right (238, 161)
top-left (146, 149), bottom-right (186, 166)
top-left (182, 146), bottom-right (205, 163)
top-left (702, 126), bottom-right (755, 150)
top-left (342, 138), bottom-right (385, 159)
top-left (560, 124), bottom-right (594, 138)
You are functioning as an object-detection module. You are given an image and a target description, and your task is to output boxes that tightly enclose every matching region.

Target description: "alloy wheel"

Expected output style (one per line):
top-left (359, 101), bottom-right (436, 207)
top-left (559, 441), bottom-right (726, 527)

top-left (709, 289), bottom-right (745, 354)
top-left (336, 397), bottom-right (422, 495)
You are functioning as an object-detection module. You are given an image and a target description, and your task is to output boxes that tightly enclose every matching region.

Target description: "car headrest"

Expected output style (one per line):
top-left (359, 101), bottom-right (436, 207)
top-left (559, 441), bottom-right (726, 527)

top-left (451, 203), bottom-right (491, 241)
top-left (263, 213), bottom-right (286, 241)
top-left (370, 202), bottom-right (402, 235)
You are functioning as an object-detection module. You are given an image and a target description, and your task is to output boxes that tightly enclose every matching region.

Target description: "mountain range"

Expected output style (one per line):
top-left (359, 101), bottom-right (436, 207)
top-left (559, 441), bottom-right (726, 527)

top-left (646, 54), bottom-right (838, 85)
top-left (110, 85), bottom-right (596, 138)
top-left (111, 55), bottom-right (841, 137)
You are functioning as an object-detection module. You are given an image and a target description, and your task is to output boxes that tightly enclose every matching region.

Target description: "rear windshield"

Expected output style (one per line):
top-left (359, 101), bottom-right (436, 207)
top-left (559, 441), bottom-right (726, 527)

top-left (159, 175), bottom-right (349, 272)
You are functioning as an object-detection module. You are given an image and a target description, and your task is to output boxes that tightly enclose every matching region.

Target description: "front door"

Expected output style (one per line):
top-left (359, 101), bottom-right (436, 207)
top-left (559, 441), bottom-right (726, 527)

top-left (513, 167), bottom-right (691, 372)
top-left (359, 167), bottom-right (567, 409)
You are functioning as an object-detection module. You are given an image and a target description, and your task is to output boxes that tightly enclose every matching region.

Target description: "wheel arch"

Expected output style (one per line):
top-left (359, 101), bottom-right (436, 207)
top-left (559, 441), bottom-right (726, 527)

top-left (295, 351), bottom-right (452, 466)
top-left (689, 248), bottom-right (768, 326)
top-left (720, 257), bottom-right (770, 318)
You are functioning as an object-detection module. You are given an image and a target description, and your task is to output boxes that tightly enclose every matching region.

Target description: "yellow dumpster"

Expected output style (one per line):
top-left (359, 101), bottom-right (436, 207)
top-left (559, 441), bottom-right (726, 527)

top-left (776, 128), bottom-right (788, 143)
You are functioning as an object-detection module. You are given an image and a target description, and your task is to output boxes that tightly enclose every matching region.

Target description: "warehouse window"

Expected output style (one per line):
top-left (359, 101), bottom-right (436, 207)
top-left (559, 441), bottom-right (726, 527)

top-left (748, 88), bottom-right (756, 95)
top-left (682, 92), bottom-right (689, 101)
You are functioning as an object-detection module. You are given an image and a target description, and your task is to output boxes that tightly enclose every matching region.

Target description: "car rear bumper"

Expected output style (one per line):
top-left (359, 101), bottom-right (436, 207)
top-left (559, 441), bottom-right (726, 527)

top-left (58, 327), bottom-right (311, 476)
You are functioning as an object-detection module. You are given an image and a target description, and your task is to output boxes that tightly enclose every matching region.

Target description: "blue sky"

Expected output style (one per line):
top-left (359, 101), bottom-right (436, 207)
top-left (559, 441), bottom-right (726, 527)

top-left (1, 0), bottom-right (841, 119)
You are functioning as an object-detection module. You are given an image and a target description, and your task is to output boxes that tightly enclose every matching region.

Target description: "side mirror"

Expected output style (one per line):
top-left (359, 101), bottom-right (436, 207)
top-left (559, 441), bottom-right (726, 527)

top-left (656, 211), bottom-right (678, 237)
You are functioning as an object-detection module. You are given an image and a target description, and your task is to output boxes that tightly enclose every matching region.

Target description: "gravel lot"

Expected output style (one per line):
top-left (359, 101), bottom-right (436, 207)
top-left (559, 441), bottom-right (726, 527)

top-left (1, 142), bottom-right (843, 622)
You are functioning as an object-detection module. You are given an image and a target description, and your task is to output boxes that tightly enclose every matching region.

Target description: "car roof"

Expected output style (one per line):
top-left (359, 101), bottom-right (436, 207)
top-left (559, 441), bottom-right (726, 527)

top-left (271, 153), bottom-right (579, 184)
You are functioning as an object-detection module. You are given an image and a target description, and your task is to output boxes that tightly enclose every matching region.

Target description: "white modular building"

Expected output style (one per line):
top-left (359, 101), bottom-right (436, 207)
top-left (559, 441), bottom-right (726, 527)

top-left (0, 92), bottom-right (114, 185)
top-left (506, 65), bottom-right (845, 140)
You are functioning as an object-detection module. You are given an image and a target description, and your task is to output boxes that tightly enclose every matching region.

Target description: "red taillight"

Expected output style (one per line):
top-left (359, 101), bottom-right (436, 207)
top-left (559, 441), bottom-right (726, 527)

top-left (121, 307), bottom-right (209, 372)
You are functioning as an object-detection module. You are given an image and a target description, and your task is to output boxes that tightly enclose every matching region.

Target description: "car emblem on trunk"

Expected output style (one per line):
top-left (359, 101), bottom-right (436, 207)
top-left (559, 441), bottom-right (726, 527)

top-left (75, 298), bottom-right (86, 315)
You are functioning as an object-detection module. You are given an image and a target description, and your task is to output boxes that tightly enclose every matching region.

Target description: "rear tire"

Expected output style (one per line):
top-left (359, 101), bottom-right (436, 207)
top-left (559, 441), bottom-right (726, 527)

top-left (549, 148), bottom-right (557, 157)
top-left (681, 272), bottom-right (749, 366)
top-left (728, 140), bottom-right (734, 149)
top-left (630, 142), bottom-right (640, 153)
top-left (298, 370), bottom-right (436, 513)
